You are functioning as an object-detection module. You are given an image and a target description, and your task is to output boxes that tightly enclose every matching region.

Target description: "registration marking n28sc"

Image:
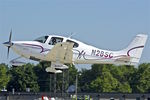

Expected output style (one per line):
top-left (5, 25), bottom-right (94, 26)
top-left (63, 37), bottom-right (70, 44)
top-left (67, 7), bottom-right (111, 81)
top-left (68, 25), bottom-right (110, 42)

top-left (91, 50), bottom-right (113, 58)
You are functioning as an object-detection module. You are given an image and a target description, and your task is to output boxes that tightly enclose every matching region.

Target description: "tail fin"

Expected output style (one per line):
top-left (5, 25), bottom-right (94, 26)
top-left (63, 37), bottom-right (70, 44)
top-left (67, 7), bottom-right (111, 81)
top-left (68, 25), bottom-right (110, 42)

top-left (123, 34), bottom-right (148, 64)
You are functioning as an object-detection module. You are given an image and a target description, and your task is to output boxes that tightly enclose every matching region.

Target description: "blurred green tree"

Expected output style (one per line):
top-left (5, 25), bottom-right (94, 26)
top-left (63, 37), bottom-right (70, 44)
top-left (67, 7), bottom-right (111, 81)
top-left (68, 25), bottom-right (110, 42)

top-left (132, 63), bottom-right (150, 93)
top-left (0, 63), bottom-right (10, 91)
top-left (7, 63), bottom-right (39, 92)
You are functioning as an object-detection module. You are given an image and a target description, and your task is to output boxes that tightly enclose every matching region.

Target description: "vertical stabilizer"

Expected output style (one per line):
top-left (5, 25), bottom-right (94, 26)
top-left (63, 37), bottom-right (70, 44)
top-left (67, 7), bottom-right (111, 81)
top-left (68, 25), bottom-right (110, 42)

top-left (123, 34), bottom-right (148, 64)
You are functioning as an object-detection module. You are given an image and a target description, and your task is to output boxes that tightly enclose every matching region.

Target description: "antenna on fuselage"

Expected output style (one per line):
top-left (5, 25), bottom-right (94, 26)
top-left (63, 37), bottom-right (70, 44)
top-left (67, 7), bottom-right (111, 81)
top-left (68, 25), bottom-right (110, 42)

top-left (68, 33), bottom-right (76, 38)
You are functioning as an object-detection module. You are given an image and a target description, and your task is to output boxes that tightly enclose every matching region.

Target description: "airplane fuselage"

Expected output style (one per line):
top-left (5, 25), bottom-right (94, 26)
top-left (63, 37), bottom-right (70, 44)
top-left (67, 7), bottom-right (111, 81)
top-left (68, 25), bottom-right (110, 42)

top-left (4, 34), bottom-right (148, 66)
top-left (10, 35), bottom-right (127, 65)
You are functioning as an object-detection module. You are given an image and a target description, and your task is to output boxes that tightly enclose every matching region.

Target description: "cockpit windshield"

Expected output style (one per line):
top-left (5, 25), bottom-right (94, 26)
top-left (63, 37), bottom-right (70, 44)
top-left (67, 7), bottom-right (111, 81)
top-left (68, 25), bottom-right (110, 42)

top-left (34, 36), bottom-right (48, 43)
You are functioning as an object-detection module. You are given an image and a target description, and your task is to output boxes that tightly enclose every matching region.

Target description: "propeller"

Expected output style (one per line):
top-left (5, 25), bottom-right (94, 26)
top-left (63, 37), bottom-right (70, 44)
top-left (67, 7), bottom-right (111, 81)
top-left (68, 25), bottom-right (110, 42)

top-left (3, 29), bottom-right (13, 58)
top-left (7, 29), bottom-right (12, 58)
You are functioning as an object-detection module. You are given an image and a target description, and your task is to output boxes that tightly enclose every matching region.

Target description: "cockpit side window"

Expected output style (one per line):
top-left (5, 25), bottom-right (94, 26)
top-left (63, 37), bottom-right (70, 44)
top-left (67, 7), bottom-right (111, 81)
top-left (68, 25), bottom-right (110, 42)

top-left (66, 40), bottom-right (79, 48)
top-left (49, 37), bottom-right (63, 45)
top-left (34, 36), bottom-right (48, 43)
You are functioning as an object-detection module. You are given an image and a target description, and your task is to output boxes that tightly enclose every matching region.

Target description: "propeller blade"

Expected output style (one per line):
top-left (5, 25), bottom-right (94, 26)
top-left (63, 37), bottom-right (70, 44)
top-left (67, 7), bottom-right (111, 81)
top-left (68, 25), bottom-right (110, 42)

top-left (9, 29), bottom-right (12, 42)
top-left (7, 47), bottom-right (10, 59)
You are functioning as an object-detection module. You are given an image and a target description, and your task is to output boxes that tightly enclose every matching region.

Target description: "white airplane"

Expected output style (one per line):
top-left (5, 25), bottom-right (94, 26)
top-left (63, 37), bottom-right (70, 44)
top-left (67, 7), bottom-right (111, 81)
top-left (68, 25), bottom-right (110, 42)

top-left (3, 31), bottom-right (148, 73)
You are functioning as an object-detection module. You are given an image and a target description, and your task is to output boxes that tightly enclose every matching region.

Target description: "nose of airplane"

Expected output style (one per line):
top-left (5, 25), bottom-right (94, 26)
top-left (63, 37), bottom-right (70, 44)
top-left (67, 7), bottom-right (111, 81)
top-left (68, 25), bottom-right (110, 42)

top-left (3, 41), bottom-right (13, 47)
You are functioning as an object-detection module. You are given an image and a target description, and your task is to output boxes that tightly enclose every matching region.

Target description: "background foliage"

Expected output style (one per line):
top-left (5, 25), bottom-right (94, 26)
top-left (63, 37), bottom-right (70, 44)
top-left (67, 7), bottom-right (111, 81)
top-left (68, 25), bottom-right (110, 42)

top-left (0, 63), bottom-right (150, 93)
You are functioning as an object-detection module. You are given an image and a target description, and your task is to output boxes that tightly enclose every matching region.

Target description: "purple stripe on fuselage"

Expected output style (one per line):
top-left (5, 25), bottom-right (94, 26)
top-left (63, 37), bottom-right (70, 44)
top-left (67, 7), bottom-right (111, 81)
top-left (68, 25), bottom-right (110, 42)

top-left (23, 43), bottom-right (50, 53)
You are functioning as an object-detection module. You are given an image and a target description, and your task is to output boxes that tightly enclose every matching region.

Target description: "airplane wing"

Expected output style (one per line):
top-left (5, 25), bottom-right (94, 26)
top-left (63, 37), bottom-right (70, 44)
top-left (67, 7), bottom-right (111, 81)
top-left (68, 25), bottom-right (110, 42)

top-left (10, 57), bottom-right (27, 66)
top-left (45, 42), bottom-right (74, 63)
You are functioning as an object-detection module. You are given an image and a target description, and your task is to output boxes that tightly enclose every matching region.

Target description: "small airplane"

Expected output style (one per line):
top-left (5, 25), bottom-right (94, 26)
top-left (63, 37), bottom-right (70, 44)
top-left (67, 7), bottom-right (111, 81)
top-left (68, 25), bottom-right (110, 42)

top-left (3, 30), bottom-right (148, 73)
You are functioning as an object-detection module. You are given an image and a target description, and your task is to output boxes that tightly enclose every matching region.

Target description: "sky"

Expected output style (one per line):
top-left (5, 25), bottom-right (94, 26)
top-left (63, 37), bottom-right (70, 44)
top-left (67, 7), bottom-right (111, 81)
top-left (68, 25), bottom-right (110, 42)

top-left (0, 0), bottom-right (150, 68)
